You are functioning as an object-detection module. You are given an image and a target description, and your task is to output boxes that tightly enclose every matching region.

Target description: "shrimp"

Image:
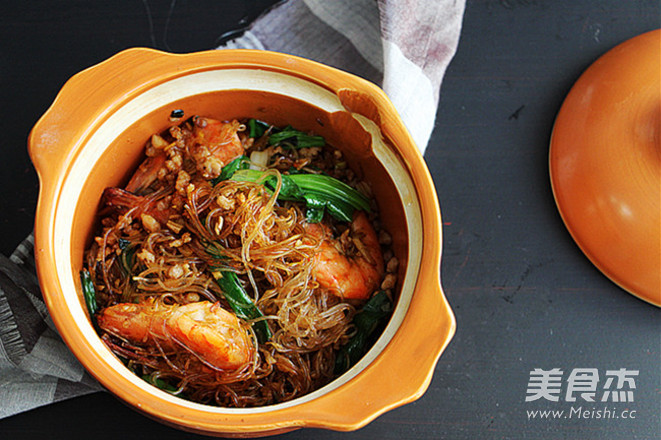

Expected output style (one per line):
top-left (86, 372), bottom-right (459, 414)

top-left (125, 152), bottom-right (167, 195)
top-left (307, 211), bottom-right (384, 300)
top-left (97, 300), bottom-right (253, 370)
top-left (191, 117), bottom-right (245, 179)
top-left (102, 187), bottom-right (173, 230)
top-left (126, 117), bottom-right (243, 192)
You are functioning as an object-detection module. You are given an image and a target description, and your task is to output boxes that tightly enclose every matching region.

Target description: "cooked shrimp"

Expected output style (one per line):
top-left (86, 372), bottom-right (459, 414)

top-left (307, 211), bottom-right (384, 300)
top-left (125, 152), bottom-right (167, 195)
top-left (97, 300), bottom-right (253, 370)
top-left (97, 301), bottom-right (170, 346)
top-left (191, 117), bottom-right (245, 179)
top-left (102, 187), bottom-right (172, 229)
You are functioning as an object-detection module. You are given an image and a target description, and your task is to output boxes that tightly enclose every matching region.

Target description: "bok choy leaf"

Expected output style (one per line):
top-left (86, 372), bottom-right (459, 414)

top-left (210, 269), bottom-right (272, 343)
top-left (211, 155), bottom-right (251, 186)
top-left (334, 291), bottom-right (393, 374)
top-left (80, 269), bottom-right (99, 328)
top-left (247, 119), bottom-right (325, 148)
top-left (230, 169), bottom-right (370, 223)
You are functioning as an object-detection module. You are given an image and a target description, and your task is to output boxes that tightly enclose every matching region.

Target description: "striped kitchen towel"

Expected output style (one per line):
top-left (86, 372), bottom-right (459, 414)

top-left (221, 0), bottom-right (466, 154)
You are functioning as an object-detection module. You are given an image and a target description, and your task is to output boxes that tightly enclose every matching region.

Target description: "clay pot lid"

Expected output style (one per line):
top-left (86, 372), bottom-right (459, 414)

top-left (550, 30), bottom-right (660, 306)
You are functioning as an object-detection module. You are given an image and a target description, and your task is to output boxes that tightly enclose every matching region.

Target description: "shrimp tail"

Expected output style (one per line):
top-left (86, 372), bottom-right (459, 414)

top-left (125, 152), bottom-right (167, 194)
top-left (102, 187), bottom-right (171, 226)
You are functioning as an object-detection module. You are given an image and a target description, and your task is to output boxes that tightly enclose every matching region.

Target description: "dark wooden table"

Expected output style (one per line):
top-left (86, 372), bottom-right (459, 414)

top-left (1, 1), bottom-right (659, 439)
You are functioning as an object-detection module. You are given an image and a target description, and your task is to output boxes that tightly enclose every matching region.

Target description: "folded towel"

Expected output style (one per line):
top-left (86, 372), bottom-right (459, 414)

top-left (0, 0), bottom-right (464, 419)
top-left (221, 0), bottom-right (465, 154)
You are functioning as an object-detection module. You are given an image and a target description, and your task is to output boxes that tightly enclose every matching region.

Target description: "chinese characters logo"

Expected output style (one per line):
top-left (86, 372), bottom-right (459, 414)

top-left (525, 368), bottom-right (638, 403)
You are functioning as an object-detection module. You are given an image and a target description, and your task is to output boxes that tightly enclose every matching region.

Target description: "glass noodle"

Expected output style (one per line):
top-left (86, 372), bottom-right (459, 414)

top-left (82, 115), bottom-right (397, 407)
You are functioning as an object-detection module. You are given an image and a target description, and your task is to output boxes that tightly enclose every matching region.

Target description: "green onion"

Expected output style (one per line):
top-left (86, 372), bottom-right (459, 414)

top-left (211, 270), bottom-right (272, 343)
top-left (334, 291), bottom-right (393, 374)
top-left (230, 169), bottom-right (370, 223)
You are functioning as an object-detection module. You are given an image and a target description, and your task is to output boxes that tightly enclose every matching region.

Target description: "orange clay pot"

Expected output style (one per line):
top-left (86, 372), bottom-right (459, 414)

top-left (550, 30), bottom-right (661, 306)
top-left (28, 48), bottom-right (455, 436)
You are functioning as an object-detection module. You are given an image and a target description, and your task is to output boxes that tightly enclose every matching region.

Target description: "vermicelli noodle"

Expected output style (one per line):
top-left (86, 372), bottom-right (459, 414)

top-left (82, 115), bottom-right (398, 407)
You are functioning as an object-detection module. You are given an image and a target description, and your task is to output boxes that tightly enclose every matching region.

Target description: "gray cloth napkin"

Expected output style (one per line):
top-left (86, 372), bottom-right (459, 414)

top-left (0, 0), bottom-right (465, 419)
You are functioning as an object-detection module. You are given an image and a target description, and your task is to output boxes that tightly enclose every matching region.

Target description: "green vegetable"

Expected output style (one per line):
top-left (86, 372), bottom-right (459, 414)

top-left (248, 119), bottom-right (270, 138)
top-left (79, 269), bottom-right (99, 327)
top-left (334, 291), bottom-right (393, 374)
top-left (247, 119), bottom-right (325, 148)
top-left (204, 240), bottom-right (226, 261)
top-left (205, 237), bottom-right (272, 343)
top-left (117, 238), bottom-right (138, 302)
top-left (303, 196), bottom-right (325, 223)
top-left (142, 374), bottom-right (179, 394)
top-left (211, 269), bottom-right (272, 343)
top-left (267, 125), bottom-right (325, 148)
top-left (118, 238), bottom-right (136, 276)
top-left (231, 169), bottom-right (370, 223)
top-left (211, 155), bottom-right (251, 185)
top-left (290, 173), bottom-right (371, 221)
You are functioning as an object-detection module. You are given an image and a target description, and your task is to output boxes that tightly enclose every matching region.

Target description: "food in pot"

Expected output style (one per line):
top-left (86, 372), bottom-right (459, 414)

top-left (81, 115), bottom-right (398, 407)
